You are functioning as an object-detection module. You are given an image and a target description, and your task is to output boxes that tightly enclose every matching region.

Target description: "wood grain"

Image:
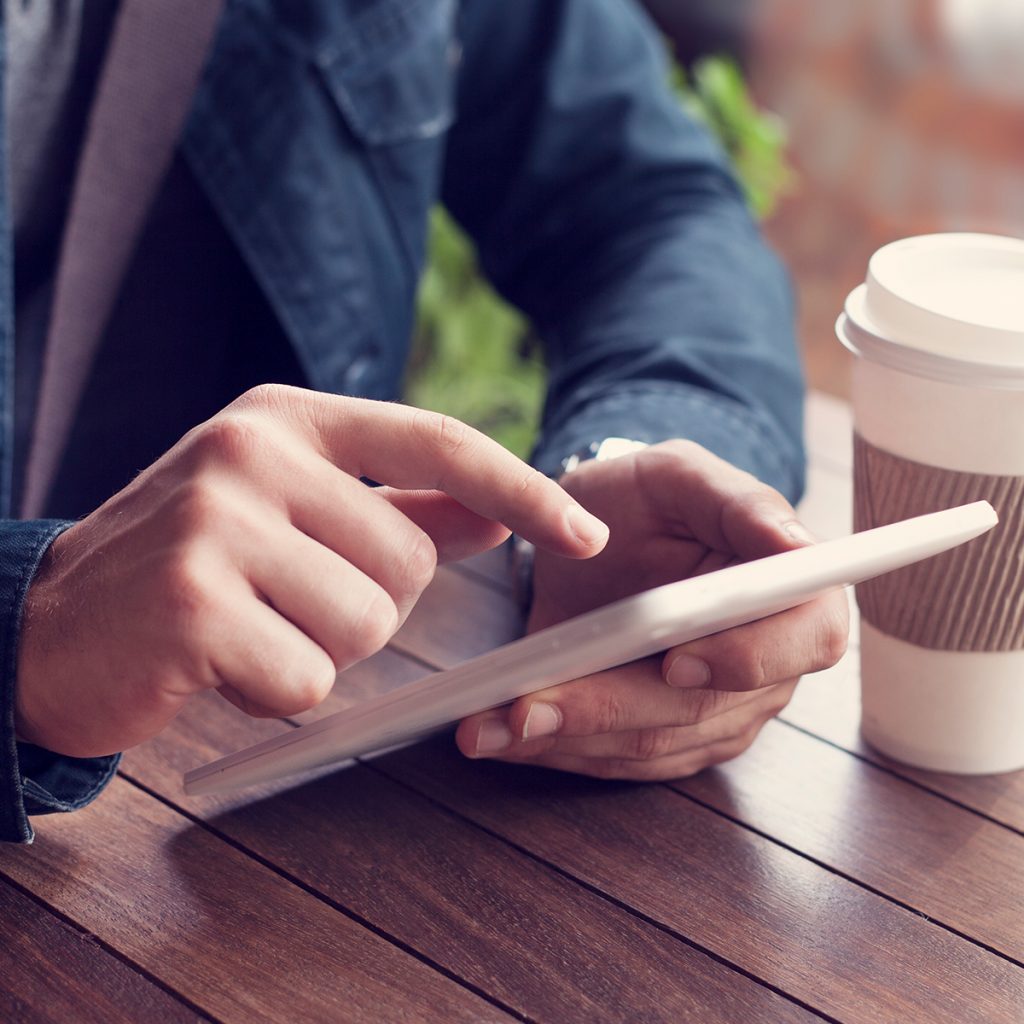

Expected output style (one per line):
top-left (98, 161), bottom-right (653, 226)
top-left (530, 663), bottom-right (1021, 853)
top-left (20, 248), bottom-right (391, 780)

top-left (0, 778), bottom-right (510, 1024)
top-left (392, 563), bottom-right (524, 666)
top-left (375, 737), bottom-right (1024, 1024)
top-left (9, 391), bottom-right (1021, 1024)
top-left (409, 407), bottom-right (1024, 847)
top-left (673, 718), bottom-right (1024, 960)
top-left (292, 645), bottom-right (433, 725)
top-left (0, 877), bottom-right (203, 1024)
top-left (781, 654), bottom-right (1024, 834)
top-left (451, 543), bottom-right (514, 592)
top-left (122, 693), bottom-right (818, 1024)
top-left (383, 509), bottom-right (1024, 861)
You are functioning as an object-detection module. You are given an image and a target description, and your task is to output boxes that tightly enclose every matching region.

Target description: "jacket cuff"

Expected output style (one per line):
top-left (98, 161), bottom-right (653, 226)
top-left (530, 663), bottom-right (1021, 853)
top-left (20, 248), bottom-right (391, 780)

top-left (531, 381), bottom-right (805, 504)
top-left (0, 519), bottom-right (120, 844)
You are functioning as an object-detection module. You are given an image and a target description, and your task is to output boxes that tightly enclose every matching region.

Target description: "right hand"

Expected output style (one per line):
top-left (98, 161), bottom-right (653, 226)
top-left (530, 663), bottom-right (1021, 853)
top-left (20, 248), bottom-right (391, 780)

top-left (14, 385), bottom-right (609, 758)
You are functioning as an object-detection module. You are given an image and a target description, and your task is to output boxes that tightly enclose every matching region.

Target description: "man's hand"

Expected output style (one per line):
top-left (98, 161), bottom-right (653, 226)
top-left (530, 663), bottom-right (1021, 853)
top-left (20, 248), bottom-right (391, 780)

top-left (456, 440), bottom-right (849, 780)
top-left (15, 385), bottom-right (609, 758)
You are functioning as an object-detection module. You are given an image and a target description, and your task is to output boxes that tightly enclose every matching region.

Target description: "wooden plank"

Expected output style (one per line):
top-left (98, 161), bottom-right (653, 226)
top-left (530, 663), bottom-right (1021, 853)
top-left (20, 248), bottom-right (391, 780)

top-left (782, 652), bottom-right (1024, 834)
top-left (452, 543), bottom-right (514, 593)
top-left (0, 778), bottom-right (510, 1024)
top-left (392, 564), bottom-right (524, 666)
top-left (292, 645), bottom-right (432, 725)
top-left (374, 737), bottom-right (1024, 1024)
top-left (122, 694), bottom-right (819, 1024)
top-left (673, 718), bottom-right (1024, 960)
top-left (379, 529), bottom-right (1024, 838)
top-left (391, 472), bottom-right (1024, 850)
top-left (326, 531), bottom-right (1024, 848)
top-left (0, 877), bottom-right (203, 1024)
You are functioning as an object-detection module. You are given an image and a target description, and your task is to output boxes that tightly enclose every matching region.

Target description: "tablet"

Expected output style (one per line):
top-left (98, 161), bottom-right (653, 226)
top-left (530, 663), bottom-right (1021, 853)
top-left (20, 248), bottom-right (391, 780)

top-left (184, 500), bottom-right (997, 796)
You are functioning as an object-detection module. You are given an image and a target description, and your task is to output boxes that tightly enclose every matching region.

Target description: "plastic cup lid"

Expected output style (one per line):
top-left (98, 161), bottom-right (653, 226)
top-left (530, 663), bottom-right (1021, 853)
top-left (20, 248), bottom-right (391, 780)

top-left (837, 233), bottom-right (1024, 388)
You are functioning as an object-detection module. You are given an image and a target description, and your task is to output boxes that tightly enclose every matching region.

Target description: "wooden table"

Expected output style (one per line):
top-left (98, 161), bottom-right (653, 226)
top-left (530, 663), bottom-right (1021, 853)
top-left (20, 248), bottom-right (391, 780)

top-left (2, 394), bottom-right (1022, 1023)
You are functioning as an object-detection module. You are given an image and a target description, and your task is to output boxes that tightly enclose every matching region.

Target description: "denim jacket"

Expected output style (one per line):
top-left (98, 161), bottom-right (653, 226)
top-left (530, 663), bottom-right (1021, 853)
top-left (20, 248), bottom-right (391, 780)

top-left (0, 0), bottom-right (804, 842)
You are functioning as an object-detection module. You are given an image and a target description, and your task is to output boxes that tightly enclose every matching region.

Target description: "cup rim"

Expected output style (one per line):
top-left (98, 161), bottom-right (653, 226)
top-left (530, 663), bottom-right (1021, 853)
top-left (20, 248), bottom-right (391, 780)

top-left (867, 232), bottom-right (1024, 341)
top-left (837, 287), bottom-right (1024, 390)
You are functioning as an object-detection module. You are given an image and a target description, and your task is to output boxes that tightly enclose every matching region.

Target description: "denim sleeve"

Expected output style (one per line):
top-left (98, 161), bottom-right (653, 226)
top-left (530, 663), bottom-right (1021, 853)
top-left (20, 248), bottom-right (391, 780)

top-left (0, 519), bottom-right (120, 844)
top-left (443, 0), bottom-right (805, 502)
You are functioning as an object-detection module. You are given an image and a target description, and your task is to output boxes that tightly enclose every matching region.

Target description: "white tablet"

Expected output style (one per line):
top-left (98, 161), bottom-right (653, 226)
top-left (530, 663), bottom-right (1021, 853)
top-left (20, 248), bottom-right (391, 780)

top-left (184, 501), bottom-right (997, 796)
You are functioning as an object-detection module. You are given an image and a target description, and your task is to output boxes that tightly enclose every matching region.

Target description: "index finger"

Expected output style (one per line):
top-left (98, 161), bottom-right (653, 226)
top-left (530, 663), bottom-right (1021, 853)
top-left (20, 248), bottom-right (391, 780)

top-left (286, 392), bottom-right (609, 557)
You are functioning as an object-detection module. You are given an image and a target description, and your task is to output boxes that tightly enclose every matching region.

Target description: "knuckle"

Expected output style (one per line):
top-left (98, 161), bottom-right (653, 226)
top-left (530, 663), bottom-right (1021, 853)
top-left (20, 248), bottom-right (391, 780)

top-left (815, 601), bottom-right (850, 670)
top-left (699, 724), bottom-right (762, 772)
top-left (667, 758), bottom-right (703, 781)
top-left (586, 758), bottom-right (638, 781)
top-left (732, 643), bottom-right (772, 692)
top-left (625, 726), bottom-right (679, 762)
top-left (415, 409), bottom-right (474, 461)
top-left (285, 658), bottom-right (336, 714)
top-left (718, 480), bottom-right (791, 534)
top-left (766, 681), bottom-right (798, 718)
top-left (404, 531), bottom-right (438, 593)
top-left (233, 382), bottom-right (295, 413)
top-left (659, 438), bottom-right (704, 462)
top-left (168, 480), bottom-right (227, 537)
top-left (718, 726), bottom-right (762, 764)
top-left (578, 686), bottom-right (629, 735)
top-left (346, 589), bottom-right (399, 663)
top-left (683, 686), bottom-right (731, 725)
top-left (739, 720), bottom-right (764, 749)
top-left (163, 552), bottom-right (215, 633)
top-left (191, 414), bottom-right (269, 470)
top-left (513, 466), bottom-right (547, 500)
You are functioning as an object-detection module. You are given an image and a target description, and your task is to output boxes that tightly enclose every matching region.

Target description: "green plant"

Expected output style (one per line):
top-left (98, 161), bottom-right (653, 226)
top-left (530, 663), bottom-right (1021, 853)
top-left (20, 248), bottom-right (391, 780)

top-left (404, 207), bottom-right (544, 459)
top-left (405, 55), bottom-right (792, 458)
top-left (673, 56), bottom-right (794, 219)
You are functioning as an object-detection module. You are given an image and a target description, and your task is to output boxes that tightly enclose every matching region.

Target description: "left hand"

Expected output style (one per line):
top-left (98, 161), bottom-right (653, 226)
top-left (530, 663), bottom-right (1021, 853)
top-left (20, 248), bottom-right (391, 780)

top-left (455, 440), bottom-right (850, 780)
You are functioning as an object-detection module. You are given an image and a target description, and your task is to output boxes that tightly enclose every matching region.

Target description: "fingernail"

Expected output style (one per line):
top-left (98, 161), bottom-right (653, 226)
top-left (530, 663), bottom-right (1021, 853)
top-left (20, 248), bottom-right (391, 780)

top-left (783, 520), bottom-right (816, 546)
top-left (522, 702), bottom-right (562, 740)
top-left (666, 654), bottom-right (711, 688)
top-left (473, 719), bottom-right (513, 756)
top-left (566, 505), bottom-right (609, 547)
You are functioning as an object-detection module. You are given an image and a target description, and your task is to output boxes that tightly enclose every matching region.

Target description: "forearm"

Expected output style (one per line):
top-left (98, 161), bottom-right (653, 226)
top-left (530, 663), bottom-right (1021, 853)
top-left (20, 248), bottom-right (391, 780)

top-left (0, 519), bottom-right (119, 844)
top-left (445, 0), bottom-right (804, 499)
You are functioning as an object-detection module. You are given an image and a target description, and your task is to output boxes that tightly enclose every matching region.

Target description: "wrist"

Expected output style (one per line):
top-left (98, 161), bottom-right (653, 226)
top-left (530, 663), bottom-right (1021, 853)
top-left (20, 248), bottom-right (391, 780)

top-left (514, 438), bottom-right (648, 610)
top-left (558, 437), bottom-right (649, 476)
top-left (14, 534), bottom-right (70, 751)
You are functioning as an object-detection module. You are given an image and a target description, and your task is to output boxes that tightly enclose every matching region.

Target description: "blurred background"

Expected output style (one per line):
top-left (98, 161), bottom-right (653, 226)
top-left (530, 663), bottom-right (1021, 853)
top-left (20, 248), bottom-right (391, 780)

top-left (408, 0), bottom-right (1024, 455)
top-left (738, 0), bottom-right (1024, 397)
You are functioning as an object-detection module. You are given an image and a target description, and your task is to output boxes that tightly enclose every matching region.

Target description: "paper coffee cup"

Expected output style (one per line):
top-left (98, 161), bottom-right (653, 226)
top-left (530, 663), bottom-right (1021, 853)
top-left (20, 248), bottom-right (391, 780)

top-left (836, 232), bottom-right (1024, 775)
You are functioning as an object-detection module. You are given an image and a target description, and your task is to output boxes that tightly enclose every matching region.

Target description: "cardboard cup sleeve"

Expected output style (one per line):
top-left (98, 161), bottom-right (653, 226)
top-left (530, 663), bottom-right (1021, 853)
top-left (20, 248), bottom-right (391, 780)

top-left (854, 433), bottom-right (1024, 652)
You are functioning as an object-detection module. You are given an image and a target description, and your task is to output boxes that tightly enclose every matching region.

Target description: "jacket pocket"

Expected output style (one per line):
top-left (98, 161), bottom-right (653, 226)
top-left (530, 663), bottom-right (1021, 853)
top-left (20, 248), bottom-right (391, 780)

top-left (314, 0), bottom-right (458, 146)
